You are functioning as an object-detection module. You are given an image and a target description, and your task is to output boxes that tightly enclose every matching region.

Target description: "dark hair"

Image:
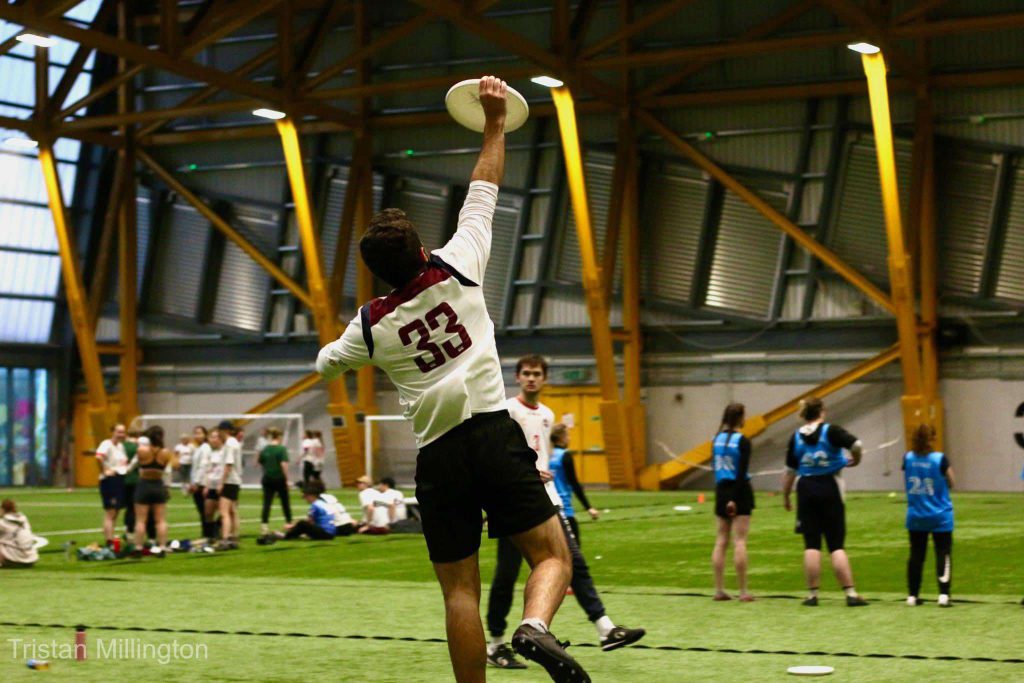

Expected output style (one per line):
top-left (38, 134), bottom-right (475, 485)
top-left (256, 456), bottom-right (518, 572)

top-left (360, 208), bottom-right (426, 288)
top-left (193, 425), bottom-right (208, 442)
top-left (266, 427), bottom-right (282, 440)
top-left (719, 403), bottom-right (745, 431)
top-left (912, 424), bottom-right (934, 455)
top-left (217, 420), bottom-right (236, 434)
top-left (305, 429), bottom-right (314, 439)
top-left (110, 423), bottom-right (124, 433)
top-left (551, 423), bottom-right (569, 445)
top-left (1, 499), bottom-right (15, 514)
top-left (304, 480), bottom-right (326, 497)
top-left (515, 355), bottom-right (549, 377)
top-left (144, 425), bottom-right (165, 449)
top-left (800, 397), bottom-right (824, 422)
top-left (380, 477), bottom-right (396, 488)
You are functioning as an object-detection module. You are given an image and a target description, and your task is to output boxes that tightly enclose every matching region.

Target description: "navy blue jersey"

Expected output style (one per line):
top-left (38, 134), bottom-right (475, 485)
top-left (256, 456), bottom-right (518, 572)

top-left (903, 451), bottom-right (953, 532)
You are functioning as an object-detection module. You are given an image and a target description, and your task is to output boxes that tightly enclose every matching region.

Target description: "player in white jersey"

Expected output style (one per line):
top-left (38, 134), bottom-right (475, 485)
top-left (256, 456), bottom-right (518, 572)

top-left (486, 356), bottom-right (645, 670)
top-left (317, 76), bottom-right (584, 683)
top-left (95, 423), bottom-right (128, 545)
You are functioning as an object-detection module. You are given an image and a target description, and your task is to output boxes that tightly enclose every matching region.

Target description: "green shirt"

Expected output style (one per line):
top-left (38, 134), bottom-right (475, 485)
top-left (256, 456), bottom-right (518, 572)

top-left (259, 444), bottom-right (289, 480)
top-left (123, 440), bottom-right (139, 485)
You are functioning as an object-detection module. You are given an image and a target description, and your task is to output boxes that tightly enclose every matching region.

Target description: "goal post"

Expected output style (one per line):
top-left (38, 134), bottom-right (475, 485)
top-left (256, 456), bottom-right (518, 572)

top-left (129, 413), bottom-right (305, 487)
top-left (364, 414), bottom-right (415, 487)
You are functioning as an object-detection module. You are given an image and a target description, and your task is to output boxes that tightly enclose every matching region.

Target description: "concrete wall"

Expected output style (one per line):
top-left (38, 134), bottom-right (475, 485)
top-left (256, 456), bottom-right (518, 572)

top-left (136, 374), bottom-right (1024, 493)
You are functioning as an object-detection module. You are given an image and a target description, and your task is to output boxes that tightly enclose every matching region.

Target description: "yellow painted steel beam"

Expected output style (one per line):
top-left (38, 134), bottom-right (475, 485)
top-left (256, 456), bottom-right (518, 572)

top-left (118, 167), bottom-right (139, 421)
top-left (40, 141), bottom-right (111, 438)
top-left (621, 127), bottom-right (646, 475)
top-left (276, 117), bottom-right (364, 485)
top-left (637, 108), bottom-right (897, 315)
top-left (551, 86), bottom-right (636, 489)
top-left (861, 52), bottom-right (925, 442)
top-left (136, 147), bottom-right (315, 310)
top-left (246, 372), bottom-right (323, 415)
top-left (639, 344), bottom-right (902, 490)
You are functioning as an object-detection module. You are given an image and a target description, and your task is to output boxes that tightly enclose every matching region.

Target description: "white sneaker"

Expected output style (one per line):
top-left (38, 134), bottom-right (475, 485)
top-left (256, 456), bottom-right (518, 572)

top-left (937, 594), bottom-right (951, 607)
top-left (906, 596), bottom-right (918, 606)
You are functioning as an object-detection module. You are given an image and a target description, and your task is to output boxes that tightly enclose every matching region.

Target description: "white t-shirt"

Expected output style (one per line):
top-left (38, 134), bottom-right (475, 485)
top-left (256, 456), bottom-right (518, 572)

top-left (206, 445), bottom-right (242, 487)
top-left (359, 488), bottom-right (391, 528)
top-left (301, 438), bottom-right (316, 465)
top-left (506, 397), bottom-right (560, 506)
top-left (378, 488), bottom-right (407, 522)
top-left (175, 443), bottom-right (193, 466)
top-left (224, 436), bottom-right (243, 479)
top-left (320, 494), bottom-right (354, 527)
top-left (95, 439), bottom-right (128, 477)
top-left (191, 442), bottom-right (211, 486)
top-left (317, 181), bottom-right (506, 447)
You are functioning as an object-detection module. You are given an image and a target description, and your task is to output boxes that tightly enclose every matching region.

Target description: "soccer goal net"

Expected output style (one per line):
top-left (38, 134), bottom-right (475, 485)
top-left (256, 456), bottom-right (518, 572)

top-left (129, 413), bottom-right (305, 487)
top-left (364, 415), bottom-right (416, 488)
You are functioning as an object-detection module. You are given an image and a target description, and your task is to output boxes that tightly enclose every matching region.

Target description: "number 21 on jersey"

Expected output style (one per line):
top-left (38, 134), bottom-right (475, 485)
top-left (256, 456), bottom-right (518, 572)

top-left (398, 303), bottom-right (473, 373)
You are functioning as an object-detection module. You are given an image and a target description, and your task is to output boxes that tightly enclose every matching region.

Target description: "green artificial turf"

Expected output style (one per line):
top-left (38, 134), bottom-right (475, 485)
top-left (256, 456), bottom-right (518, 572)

top-left (0, 487), bottom-right (1021, 682)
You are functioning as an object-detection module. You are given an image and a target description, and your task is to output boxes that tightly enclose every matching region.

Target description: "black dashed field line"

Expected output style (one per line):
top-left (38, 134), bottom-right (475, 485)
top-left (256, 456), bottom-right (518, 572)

top-left (1, 621), bottom-right (1020, 664)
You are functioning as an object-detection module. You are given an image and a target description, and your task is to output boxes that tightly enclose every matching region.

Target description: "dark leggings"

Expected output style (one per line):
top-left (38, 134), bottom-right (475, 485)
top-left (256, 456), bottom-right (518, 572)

top-left (567, 514), bottom-right (581, 547)
top-left (302, 462), bottom-right (321, 486)
top-left (908, 530), bottom-right (952, 598)
top-left (486, 510), bottom-right (604, 638)
top-left (284, 519), bottom-right (334, 540)
top-left (261, 477), bottom-right (293, 524)
top-left (191, 487), bottom-right (207, 537)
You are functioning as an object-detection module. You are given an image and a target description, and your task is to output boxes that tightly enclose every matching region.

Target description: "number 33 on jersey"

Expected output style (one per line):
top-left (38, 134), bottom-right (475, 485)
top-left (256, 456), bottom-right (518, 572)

top-left (316, 181), bottom-right (508, 449)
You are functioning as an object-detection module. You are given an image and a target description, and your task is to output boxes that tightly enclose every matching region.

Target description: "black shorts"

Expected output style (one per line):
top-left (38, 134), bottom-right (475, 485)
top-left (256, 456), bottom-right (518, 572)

top-left (220, 484), bottom-right (240, 501)
top-left (205, 488), bottom-right (220, 501)
top-left (99, 475), bottom-right (126, 510)
top-left (715, 479), bottom-right (755, 518)
top-left (135, 478), bottom-right (169, 505)
top-left (796, 474), bottom-right (846, 551)
top-left (415, 411), bottom-right (558, 564)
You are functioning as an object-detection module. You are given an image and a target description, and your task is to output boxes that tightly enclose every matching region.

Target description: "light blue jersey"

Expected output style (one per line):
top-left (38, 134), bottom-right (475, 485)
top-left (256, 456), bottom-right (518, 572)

top-left (309, 499), bottom-right (337, 536)
top-left (549, 447), bottom-right (574, 517)
top-left (793, 424), bottom-right (846, 477)
top-left (712, 431), bottom-right (748, 484)
top-left (904, 451), bottom-right (953, 532)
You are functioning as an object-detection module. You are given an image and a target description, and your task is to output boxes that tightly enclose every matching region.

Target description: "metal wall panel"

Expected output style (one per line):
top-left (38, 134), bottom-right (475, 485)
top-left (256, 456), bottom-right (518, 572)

top-left (539, 289), bottom-right (590, 328)
top-left (641, 163), bottom-right (707, 304)
top-left (0, 298), bottom-right (54, 343)
top-left (148, 200), bottom-right (211, 320)
top-left (484, 197), bottom-right (520, 326)
top-left (136, 192), bottom-right (152, 297)
top-left (812, 278), bottom-right (888, 319)
top-left (829, 134), bottom-right (912, 288)
top-left (556, 151), bottom-right (615, 286)
top-left (212, 204), bottom-right (280, 332)
top-left (704, 186), bottom-right (788, 317)
top-left (995, 165), bottom-right (1024, 302)
top-left (393, 177), bottom-right (448, 253)
top-left (937, 148), bottom-right (998, 297)
top-left (319, 167), bottom-right (384, 309)
top-left (0, 205), bottom-right (56, 251)
top-left (0, 252), bottom-right (60, 297)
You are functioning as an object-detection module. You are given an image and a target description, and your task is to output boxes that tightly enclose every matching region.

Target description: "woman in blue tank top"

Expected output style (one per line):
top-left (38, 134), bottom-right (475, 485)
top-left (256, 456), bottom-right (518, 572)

top-left (903, 424), bottom-right (956, 607)
top-left (710, 403), bottom-right (755, 602)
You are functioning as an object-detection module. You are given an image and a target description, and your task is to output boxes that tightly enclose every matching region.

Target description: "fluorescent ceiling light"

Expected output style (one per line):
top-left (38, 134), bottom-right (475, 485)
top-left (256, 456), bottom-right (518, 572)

top-left (847, 42), bottom-right (881, 54)
top-left (3, 137), bottom-right (38, 150)
top-left (531, 75), bottom-right (564, 88)
top-left (252, 108), bottom-right (286, 120)
top-left (16, 33), bottom-right (57, 48)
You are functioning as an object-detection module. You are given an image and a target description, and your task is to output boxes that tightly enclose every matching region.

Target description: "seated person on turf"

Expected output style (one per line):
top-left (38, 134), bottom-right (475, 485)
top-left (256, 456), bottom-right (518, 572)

top-left (903, 424), bottom-right (955, 607)
top-left (782, 397), bottom-right (867, 606)
top-left (356, 475), bottom-right (391, 534)
top-left (377, 477), bottom-right (407, 523)
top-left (317, 76), bottom-right (583, 683)
top-left (282, 481), bottom-right (354, 540)
top-left (0, 499), bottom-right (38, 568)
top-left (710, 403), bottom-right (755, 602)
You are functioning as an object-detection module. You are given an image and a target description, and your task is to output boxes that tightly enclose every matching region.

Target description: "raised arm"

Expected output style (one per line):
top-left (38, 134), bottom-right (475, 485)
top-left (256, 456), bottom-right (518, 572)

top-left (470, 75), bottom-right (507, 185)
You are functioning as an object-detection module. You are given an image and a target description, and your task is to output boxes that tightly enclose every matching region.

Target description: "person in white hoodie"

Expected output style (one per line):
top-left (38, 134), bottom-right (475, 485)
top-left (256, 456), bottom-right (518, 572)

top-left (0, 499), bottom-right (38, 568)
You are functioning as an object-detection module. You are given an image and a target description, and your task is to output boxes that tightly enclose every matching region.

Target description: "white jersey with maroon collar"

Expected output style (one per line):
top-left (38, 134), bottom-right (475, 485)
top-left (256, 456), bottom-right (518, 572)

top-left (505, 396), bottom-right (561, 506)
top-left (316, 181), bottom-right (506, 447)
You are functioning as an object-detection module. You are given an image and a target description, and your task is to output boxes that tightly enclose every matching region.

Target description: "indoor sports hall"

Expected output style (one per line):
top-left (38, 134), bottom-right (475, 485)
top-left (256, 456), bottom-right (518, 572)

top-left (0, 1), bottom-right (1022, 681)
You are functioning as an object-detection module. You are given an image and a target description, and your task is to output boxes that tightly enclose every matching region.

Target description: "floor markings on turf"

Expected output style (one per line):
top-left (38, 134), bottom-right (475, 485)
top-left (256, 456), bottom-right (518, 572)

top-left (0, 621), bottom-right (1020, 665)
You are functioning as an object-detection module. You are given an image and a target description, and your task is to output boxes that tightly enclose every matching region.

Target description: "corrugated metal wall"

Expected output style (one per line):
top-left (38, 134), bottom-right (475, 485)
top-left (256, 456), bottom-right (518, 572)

top-left (995, 164), bottom-right (1024, 302)
top-left (937, 148), bottom-right (998, 297)
top-left (211, 204), bottom-right (280, 332)
top-left (640, 162), bottom-right (707, 305)
top-left (148, 199), bottom-right (211, 320)
top-left (555, 150), bottom-right (616, 286)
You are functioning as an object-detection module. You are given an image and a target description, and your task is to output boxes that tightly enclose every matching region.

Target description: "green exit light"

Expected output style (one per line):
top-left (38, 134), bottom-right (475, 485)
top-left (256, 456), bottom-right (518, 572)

top-left (188, 163), bottom-right (198, 171)
top-left (405, 149), bottom-right (415, 156)
top-left (703, 131), bottom-right (715, 140)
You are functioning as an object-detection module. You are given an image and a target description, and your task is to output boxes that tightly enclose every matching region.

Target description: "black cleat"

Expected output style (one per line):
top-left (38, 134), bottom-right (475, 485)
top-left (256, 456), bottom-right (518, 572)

top-left (801, 596), bottom-right (818, 607)
top-left (511, 624), bottom-right (590, 683)
top-left (846, 595), bottom-right (869, 607)
top-left (601, 626), bottom-right (646, 652)
top-left (487, 643), bottom-right (528, 669)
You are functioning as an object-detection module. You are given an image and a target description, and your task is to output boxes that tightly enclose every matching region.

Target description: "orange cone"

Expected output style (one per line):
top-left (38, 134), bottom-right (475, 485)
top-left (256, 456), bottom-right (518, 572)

top-left (697, 493), bottom-right (706, 504)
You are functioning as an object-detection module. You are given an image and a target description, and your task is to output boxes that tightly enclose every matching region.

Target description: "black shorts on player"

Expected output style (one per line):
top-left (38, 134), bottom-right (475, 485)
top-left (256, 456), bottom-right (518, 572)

top-left (220, 484), bottom-right (240, 501)
top-left (134, 478), bottom-right (168, 505)
top-left (715, 479), bottom-right (755, 519)
top-left (99, 474), bottom-right (127, 510)
top-left (796, 474), bottom-right (845, 552)
top-left (415, 410), bottom-right (557, 564)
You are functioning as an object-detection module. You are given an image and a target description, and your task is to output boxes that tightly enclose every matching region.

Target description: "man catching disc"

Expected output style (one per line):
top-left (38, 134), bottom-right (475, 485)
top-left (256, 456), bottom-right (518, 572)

top-left (317, 76), bottom-right (587, 683)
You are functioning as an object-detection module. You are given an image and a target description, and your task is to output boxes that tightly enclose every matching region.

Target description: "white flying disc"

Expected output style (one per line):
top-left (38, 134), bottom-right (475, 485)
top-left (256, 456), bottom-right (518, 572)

top-left (787, 665), bottom-right (835, 676)
top-left (673, 505), bottom-right (693, 512)
top-left (445, 79), bottom-right (529, 133)
top-left (32, 535), bottom-right (49, 549)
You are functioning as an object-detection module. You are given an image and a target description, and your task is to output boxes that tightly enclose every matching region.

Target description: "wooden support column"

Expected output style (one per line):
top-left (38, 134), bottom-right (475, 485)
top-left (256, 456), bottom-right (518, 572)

top-left (276, 117), bottom-right (363, 485)
top-left (41, 141), bottom-right (111, 440)
top-left (117, 0), bottom-right (138, 421)
top-left (621, 118), bottom-right (646, 480)
top-left (353, 0), bottom-right (376, 420)
top-left (861, 52), bottom-right (925, 445)
top-left (551, 86), bottom-right (636, 488)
